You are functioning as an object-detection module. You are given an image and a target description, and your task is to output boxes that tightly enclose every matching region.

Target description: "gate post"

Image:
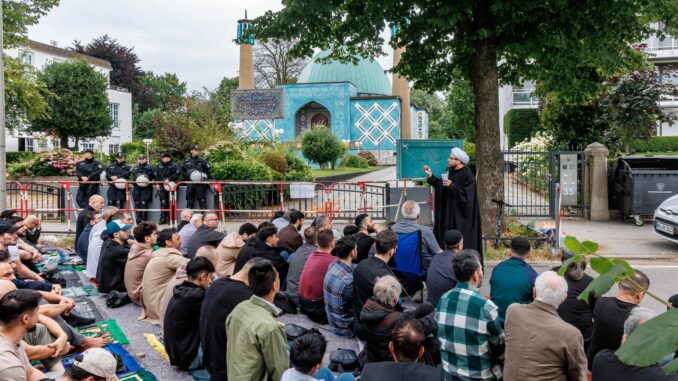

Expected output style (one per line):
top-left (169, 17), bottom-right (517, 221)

top-left (585, 143), bottom-right (610, 220)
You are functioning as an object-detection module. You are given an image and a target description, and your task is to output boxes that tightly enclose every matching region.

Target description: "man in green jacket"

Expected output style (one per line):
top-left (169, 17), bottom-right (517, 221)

top-left (226, 259), bottom-right (288, 381)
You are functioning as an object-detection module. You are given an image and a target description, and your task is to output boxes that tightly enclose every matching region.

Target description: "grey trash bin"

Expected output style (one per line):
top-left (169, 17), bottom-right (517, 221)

top-left (611, 156), bottom-right (678, 226)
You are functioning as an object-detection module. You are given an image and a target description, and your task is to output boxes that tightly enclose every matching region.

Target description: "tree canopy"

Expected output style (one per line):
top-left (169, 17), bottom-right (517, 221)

top-left (138, 71), bottom-right (187, 111)
top-left (254, 39), bottom-right (308, 88)
top-left (252, 0), bottom-right (678, 234)
top-left (31, 59), bottom-right (112, 149)
top-left (3, 0), bottom-right (59, 48)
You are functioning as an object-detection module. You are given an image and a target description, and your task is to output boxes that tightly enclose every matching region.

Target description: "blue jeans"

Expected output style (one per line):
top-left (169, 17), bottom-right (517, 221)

top-left (314, 367), bottom-right (355, 381)
top-left (187, 348), bottom-right (210, 381)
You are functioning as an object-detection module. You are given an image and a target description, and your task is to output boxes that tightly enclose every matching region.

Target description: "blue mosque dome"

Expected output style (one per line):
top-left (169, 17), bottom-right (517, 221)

top-left (297, 50), bottom-right (392, 96)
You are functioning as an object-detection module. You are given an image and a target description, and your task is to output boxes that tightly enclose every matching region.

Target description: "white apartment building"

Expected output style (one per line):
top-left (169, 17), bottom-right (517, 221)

top-left (498, 23), bottom-right (678, 149)
top-left (5, 39), bottom-right (133, 153)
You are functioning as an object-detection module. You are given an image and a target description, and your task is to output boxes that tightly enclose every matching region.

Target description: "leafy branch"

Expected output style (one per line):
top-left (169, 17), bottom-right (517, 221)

top-left (558, 236), bottom-right (676, 373)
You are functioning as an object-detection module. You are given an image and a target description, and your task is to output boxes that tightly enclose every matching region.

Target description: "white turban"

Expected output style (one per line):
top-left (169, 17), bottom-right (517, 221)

top-left (450, 147), bottom-right (470, 164)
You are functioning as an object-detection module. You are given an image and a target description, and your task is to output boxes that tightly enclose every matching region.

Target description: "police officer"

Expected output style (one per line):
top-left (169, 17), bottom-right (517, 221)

top-left (155, 152), bottom-right (181, 225)
top-left (131, 154), bottom-right (155, 222)
top-left (105, 152), bottom-right (132, 209)
top-left (182, 146), bottom-right (211, 211)
top-left (75, 148), bottom-right (103, 207)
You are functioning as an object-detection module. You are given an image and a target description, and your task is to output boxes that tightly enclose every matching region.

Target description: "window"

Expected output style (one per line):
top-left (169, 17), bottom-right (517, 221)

top-left (81, 142), bottom-right (95, 151)
top-left (18, 50), bottom-right (34, 66)
top-left (109, 103), bottom-right (120, 129)
top-left (109, 144), bottom-right (119, 154)
top-left (18, 138), bottom-right (34, 152)
top-left (51, 139), bottom-right (60, 149)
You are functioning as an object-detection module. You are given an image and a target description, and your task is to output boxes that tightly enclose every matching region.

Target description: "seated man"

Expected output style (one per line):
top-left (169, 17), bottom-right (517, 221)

top-left (324, 236), bottom-right (357, 337)
top-left (360, 275), bottom-right (439, 366)
top-left (22, 215), bottom-right (43, 246)
top-left (85, 206), bottom-right (118, 278)
top-left (282, 333), bottom-right (355, 381)
top-left (298, 230), bottom-right (336, 324)
top-left (426, 230), bottom-right (462, 306)
top-left (235, 226), bottom-right (288, 283)
top-left (390, 200), bottom-right (441, 270)
top-left (287, 227), bottom-right (318, 306)
top-left (592, 307), bottom-right (678, 381)
top-left (164, 257), bottom-right (215, 371)
top-left (277, 210), bottom-right (305, 253)
top-left (216, 222), bottom-right (257, 277)
top-left (179, 213), bottom-right (202, 256)
top-left (226, 260), bottom-right (288, 380)
top-left (489, 237), bottom-right (538, 325)
top-left (56, 347), bottom-right (117, 381)
top-left (76, 211), bottom-right (101, 264)
top-left (0, 222), bottom-right (44, 283)
top-left (185, 212), bottom-right (226, 259)
top-left (96, 220), bottom-right (132, 294)
top-left (124, 222), bottom-right (157, 303)
top-left (177, 209), bottom-right (194, 232)
top-left (353, 213), bottom-right (382, 263)
top-left (361, 319), bottom-right (445, 381)
top-left (0, 288), bottom-right (48, 380)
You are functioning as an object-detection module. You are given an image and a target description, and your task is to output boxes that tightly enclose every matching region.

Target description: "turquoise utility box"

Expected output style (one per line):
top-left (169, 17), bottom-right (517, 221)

top-left (396, 140), bottom-right (464, 179)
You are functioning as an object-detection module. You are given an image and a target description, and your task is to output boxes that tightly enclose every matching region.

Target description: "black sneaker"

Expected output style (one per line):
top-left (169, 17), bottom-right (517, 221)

top-left (64, 313), bottom-right (95, 327)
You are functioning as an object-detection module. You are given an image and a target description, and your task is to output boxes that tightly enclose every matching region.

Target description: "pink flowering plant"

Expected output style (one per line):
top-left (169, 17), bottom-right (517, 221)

top-left (10, 149), bottom-right (80, 177)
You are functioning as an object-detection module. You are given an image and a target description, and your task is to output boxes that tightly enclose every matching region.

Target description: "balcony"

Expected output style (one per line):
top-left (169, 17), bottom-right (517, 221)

top-left (512, 89), bottom-right (539, 107)
top-left (641, 36), bottom-right (678, 62)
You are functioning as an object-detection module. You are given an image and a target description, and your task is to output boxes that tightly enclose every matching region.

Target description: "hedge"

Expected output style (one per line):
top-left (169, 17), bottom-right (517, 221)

top-left (631, 136), bottom-right (678, 153)
top-left (505, 108), bottom-right (540, 147)
top-left (6, 152), bottom-right (37, 164)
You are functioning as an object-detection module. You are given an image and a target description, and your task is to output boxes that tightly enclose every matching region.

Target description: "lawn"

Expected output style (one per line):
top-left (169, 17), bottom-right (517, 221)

top-left (312, 166), bottom-right (381, 179)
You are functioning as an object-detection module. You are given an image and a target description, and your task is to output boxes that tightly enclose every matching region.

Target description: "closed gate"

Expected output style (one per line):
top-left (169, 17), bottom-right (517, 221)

top-left (502, 149), bottom-right (585, 218)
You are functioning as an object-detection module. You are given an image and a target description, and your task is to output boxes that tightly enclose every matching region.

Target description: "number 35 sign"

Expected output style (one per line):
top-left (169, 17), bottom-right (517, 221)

top-left (560, 154), bottom-right (578, 206)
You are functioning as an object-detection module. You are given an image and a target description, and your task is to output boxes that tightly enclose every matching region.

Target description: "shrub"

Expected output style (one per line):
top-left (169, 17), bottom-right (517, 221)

top-left (463, 141), bottom-right (476, 173)
top-left (6, 152), bottom-right (37, 164)
top-left (357, 151), bottom-right (378, 166)
top-left (260, 151), bottom-right (289, 173)
top-left (9, 148), bottom-right (79, 178)
top-left (204, 140), bottom-right (247, 167)
top-left (511, 132), bottom-right (553, 195)
top-left (341, 154), bottom-right (369, 168)
top-left (211, 159), bottom-right (273, 181)
top-left (505, 108), bottom-right (541, 148)
top-left (301, 125), bottom-right (344, 169)
top-left (630, 136), bottom-right (678, 153)
top-left (284, 151), bottom-right (313, 181)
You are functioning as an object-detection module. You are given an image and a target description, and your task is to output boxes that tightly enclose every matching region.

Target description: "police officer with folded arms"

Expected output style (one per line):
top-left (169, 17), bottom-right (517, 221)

top-left (132, 154), bottom-right (155, 222)
top-left (75, 148), bottom-right (103, 207)
top-left (105, 152), bottom-right (132, 209)
top-left (155, 152), bottom-right (181, 225)
top-left (182, 145), bottom-right (211, 211)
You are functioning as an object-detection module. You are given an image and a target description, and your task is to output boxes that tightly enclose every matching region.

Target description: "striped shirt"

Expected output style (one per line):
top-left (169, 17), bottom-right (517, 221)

top-left (436, 282), bottom-right (505, 381)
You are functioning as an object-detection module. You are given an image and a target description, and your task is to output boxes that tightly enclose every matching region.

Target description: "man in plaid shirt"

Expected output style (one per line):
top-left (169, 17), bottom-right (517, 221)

top-left (436, 249), bottom-right (505, 381)
top-left (323, 236), bottom-right (358, 337)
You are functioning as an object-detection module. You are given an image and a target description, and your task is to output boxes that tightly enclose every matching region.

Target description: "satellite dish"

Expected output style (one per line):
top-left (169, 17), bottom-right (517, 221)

top-left (114, 178), bottom-right (127, 190)
top-left (136, 175), bottom-right (150, 187)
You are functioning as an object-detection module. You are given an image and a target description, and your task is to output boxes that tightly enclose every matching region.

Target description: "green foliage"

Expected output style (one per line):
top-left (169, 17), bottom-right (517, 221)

top-left (505, 109), bottom-right (541, 148)
top-left (427, 72), bottom-right (475, 141)
top-left (116, 141), bottom-right (146, 161)
top-left (357, 151), bottom-right (378, 166)
top-left (32, 59), bottom-right (112, 150)
top-left (211, 159), bottom-right (273, 181)
top-left (3, 0), bottom-right (60, 49)
top-left (410, 88), bottom-right (446, 139)
top-left (260, 151), bottom-right (289, 173)
top-left (301, 125), bottom-right (344, 169)
top-left (6, 151), bottom-right (36, 164)
top-left (341, 154), bottom-right (369, 168)
top-left (284, 150), bottom-right (313, 181)
top-left (204, 140), bottom-right (246, 165)
top-left (132, 106), bottom-right (161, 140)
top-left (139, 71), bottom-right (187, 111)
top-left (631, 136), bottom-right (678, 153)
top-left (511, 132), bottom-right (553, 194)
top-left (600, 70), bottom-right (678, 154)
top-left (151, 110), bottom-right (194, 160)
top-left (9, 148), bottom-right (78, 177)
top-left (540, 94), bottom-right (605, 149)
top-left (208, 77), bottom-right (239, 126)
top-left (5, 56), bottom-right (53, 131)
top-left (464, 141), bottom-right (476, 173)
top-left (559, 235), bottom-right (677, 373)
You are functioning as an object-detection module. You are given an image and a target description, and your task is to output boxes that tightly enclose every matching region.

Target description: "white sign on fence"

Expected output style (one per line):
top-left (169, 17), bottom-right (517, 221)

top-left (290, 183), bottom-right (316, 199)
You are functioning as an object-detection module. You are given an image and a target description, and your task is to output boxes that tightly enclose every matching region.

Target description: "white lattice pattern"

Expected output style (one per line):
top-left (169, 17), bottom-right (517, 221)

top-left (238, 120), bottom-right (274, 141)
top-left (354, 102), bottom-right (398, 145)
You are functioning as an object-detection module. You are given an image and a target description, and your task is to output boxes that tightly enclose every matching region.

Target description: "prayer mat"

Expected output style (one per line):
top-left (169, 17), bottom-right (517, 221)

top-left (62, 344), bottom-right (153, 379)
top-left (78, 319), bottom-right (129, 345)
top-left (144, 332), bottom-right (169, 362)
top-left (118, 370), bottom-right (158, 381)
top-left (63, 284), bottom-right (98, 299)
top-left (70, 297), bottom-right (105, 322)
top-left (56, 268), bottom-right (82, 287)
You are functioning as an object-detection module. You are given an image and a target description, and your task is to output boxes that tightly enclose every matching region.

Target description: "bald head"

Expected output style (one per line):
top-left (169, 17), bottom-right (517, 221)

top-left (89, 195), bottom-right (105, 211)
top-left (534, 271), bottom-right (568, 308)
top-left (0, 279), bottom-right (17, 299)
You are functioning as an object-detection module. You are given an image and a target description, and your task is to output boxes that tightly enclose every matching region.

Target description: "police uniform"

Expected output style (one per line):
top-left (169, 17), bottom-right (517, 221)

top-left (75, 150), bottom-right (103, 207)
top-left (131, 156), bottom-right (155, 222)
top-left (105, 152), bottom-right (132, 209)
top-left (182, 147), bottom-right (211, 210)
top-left (155, 153), bottom-right (181, 224)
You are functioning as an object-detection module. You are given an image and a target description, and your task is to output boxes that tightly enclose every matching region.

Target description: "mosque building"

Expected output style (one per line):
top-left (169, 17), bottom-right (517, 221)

top-left (233, 14), bottom-right (429, 164)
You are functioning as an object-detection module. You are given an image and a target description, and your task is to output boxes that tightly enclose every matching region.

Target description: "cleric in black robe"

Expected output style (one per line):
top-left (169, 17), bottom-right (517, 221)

top-left (424, 147), bottom-right (483, 262)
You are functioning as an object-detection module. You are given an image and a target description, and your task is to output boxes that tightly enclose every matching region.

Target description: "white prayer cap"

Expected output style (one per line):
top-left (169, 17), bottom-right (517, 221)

top-left (450, 147), bottom-right (470, 164)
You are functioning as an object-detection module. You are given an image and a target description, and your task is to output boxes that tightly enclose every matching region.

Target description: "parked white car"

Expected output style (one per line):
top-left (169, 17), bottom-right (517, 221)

top-left (654, 194), bottom-right (678, 243)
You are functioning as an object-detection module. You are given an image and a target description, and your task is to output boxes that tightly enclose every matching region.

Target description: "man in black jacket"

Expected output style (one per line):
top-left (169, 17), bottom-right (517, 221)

top-left (75, 149), bottom-right (103, 208)
top-left (155, 153), bottom-right (182, 225)
top-left (234, 226), bottom-right (288, 284)
top-left (200, 257), bottom-right (261, 380)
top-left (361, 319), bottom-right (444, 381)
top-left (131, 154), bottom-right (154, 222)
top-left (96, 220), bottom-right (132, 293)
top-left (164, 256), bottom-right (215, 370)
top-left (182, 146), bottom-right (211, 211)
top-left (186, 212), bottom-right (225, 259)
top-left (105, 152), bottom-right (132, 209)
top-left (75, 195), bottom-right (104, 247)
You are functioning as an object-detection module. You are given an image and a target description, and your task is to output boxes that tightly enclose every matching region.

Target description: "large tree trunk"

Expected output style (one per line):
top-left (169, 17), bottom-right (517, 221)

top-left (60, 135), bottom-right (70, 151)
top-left (470, 37), bottom-right (503, 242)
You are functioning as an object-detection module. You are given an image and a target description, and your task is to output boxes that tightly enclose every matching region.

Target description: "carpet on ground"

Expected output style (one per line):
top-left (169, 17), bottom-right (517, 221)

top-left (78, 319), bottom-right (129, 345)
top-left (144, 332), bottom-right (169, 362)
top-left (69, 297), bottom-right (105, 322)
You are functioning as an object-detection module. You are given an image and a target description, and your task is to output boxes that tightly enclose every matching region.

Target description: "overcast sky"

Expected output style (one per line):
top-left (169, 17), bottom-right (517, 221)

top-left (28, 0), bottom-right (394, 91)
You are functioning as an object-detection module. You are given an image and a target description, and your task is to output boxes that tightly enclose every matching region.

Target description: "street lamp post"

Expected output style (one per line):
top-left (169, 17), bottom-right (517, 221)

top-left (142, 138), bottom-right (152, 158)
